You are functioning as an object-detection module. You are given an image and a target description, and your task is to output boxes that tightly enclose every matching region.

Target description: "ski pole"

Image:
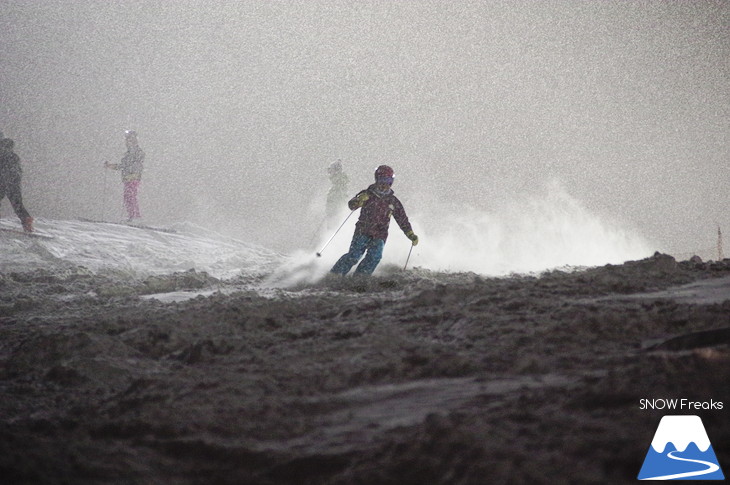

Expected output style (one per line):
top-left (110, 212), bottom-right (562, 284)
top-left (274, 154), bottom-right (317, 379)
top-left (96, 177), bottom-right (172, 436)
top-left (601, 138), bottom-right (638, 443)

top-left (316, 210), bottom-right (354, 257)
top-left (403, 243), bottom-right (414, 270)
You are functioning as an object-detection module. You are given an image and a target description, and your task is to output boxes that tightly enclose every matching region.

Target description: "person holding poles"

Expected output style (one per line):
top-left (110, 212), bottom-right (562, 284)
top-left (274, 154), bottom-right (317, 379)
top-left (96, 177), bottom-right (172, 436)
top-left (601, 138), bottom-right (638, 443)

top-left (105, 130), bottom-right (144, 222)
top-left (330, 165), bottom-right (418, 276)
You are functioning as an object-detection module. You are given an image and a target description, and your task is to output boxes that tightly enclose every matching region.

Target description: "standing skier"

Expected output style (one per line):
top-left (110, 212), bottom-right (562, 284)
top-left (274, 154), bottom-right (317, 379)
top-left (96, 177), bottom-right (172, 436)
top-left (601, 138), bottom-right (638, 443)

top-left (325, 159), bottom-right (349, 221)
top-left (0, 137), bottom-right (34, 232)
top-left (105, 130), bottom-right (144, 222)
top-left (330, 165), bottom-right (418, 275)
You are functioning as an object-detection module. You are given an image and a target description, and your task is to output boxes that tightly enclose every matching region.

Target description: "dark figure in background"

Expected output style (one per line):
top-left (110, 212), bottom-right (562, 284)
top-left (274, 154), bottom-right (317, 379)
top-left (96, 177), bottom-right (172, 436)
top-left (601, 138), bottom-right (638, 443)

top-left (105, 130), bottom-right (144, 222)
top-left (325, 159), bottom-right (349, 221)
top-left (0, 137), bottom-right (34, 232)
top-left (330, 165), bottom-right (418, 276)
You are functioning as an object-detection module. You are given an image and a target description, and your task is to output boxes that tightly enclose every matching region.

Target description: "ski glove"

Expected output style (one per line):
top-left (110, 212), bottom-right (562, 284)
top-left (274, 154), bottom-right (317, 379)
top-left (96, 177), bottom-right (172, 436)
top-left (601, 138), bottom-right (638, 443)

top-left (406, 230), bottom-right (419, 246)
top-left (353, 192), bottom-right (370, 207)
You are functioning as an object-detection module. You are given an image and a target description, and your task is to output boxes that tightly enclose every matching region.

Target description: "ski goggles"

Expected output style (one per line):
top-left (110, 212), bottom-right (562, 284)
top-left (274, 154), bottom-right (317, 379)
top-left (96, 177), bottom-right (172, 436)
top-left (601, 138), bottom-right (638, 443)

top-left (376, 177), bottom-right (394, 185)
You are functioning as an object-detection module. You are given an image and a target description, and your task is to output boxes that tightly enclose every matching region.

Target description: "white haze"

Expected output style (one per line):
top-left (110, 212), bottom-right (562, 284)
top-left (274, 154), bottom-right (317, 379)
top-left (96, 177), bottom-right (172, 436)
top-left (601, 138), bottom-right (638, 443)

top-left (1, 1), bottom-right (727, 267)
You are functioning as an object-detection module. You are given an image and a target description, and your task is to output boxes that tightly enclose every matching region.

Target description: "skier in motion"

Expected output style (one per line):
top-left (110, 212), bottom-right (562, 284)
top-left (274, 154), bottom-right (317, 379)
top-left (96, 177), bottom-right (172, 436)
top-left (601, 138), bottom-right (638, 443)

top-left (330, 165), bottom-right (418, 276)
top-left (105, 130), bottom-right (144, 222)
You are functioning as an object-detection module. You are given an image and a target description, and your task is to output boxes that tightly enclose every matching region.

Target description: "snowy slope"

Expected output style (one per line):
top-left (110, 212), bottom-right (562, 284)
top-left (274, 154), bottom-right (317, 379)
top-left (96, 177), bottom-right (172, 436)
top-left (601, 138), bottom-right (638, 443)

top-left (1, 218), bottom-right (729, 485)
top-left (0, 218), bottom-right (282, 280)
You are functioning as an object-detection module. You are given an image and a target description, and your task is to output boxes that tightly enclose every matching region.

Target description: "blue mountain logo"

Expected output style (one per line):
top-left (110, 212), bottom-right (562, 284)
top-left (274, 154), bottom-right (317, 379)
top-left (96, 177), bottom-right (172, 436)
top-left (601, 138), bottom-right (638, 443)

top-left (638, 415), bottom-right (725, 480)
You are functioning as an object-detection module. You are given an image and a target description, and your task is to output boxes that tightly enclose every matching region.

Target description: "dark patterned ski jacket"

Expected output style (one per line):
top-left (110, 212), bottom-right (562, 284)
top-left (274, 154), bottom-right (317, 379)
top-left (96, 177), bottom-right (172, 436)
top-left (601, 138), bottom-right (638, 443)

top-left (348, 184), bottom-right (413, 241)
top-left (0, 140), bottom-right (22, 184)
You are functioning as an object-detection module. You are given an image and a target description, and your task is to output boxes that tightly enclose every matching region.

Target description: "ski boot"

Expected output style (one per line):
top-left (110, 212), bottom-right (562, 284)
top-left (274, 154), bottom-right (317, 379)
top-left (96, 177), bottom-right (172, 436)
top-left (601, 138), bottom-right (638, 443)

top-left (22, 216), bottom-right (34, 233)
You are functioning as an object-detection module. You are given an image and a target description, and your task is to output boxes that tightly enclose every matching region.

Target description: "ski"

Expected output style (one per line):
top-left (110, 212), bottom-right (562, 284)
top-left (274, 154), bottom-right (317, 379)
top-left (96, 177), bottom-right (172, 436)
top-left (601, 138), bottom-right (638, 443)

top-left (0, 227), bottom-right (55, 240)
top-left (77, 217), bottom-right (177, 234)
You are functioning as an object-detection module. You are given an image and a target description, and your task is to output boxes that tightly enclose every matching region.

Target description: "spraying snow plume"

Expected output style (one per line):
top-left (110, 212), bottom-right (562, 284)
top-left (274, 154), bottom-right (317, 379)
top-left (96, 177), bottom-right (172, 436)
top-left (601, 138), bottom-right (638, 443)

top-left (409, 181), bottom-right (652, 275)
top-left (266, 181), bottom-right (652, 286)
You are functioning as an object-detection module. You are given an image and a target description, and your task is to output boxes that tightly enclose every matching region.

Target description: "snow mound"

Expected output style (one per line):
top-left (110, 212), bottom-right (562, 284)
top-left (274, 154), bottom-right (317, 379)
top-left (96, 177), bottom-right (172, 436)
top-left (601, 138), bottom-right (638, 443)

top-left (0, 218), bottom-right (282, 280)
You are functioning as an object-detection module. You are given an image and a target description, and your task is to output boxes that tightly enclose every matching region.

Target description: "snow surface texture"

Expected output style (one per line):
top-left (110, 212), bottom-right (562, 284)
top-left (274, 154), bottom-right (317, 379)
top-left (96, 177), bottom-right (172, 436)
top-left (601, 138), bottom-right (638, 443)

top-left (0, 218), bottom-right (280, 280)
top-left (1, 219), bottom-right (729, 484)
top-left (1, 210), bottom-right (652, 289)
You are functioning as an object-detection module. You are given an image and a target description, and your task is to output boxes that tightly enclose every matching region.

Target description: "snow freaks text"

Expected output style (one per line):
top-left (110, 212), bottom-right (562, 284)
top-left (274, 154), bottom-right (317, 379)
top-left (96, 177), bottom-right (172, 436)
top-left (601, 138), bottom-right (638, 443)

top-left (639, 399), bottom-right (724, 411)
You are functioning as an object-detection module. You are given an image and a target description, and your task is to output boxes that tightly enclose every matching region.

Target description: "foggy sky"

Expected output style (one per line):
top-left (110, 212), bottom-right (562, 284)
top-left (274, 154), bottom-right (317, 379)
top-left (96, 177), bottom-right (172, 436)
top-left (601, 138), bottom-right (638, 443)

top-left (1, 1), bottom-right (728, 258)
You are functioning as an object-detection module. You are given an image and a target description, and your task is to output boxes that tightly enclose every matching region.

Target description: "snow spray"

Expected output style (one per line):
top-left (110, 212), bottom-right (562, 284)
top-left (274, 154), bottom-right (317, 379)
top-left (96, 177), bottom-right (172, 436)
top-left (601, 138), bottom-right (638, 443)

top-left (395, 181), bottom-right (651, 275)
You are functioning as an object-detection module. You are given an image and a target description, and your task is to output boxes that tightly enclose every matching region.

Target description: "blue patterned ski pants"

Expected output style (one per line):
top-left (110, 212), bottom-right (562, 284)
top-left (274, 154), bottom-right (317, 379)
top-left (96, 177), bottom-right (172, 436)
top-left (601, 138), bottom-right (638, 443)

top-left (330, 233), bottom-right (385, 275)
